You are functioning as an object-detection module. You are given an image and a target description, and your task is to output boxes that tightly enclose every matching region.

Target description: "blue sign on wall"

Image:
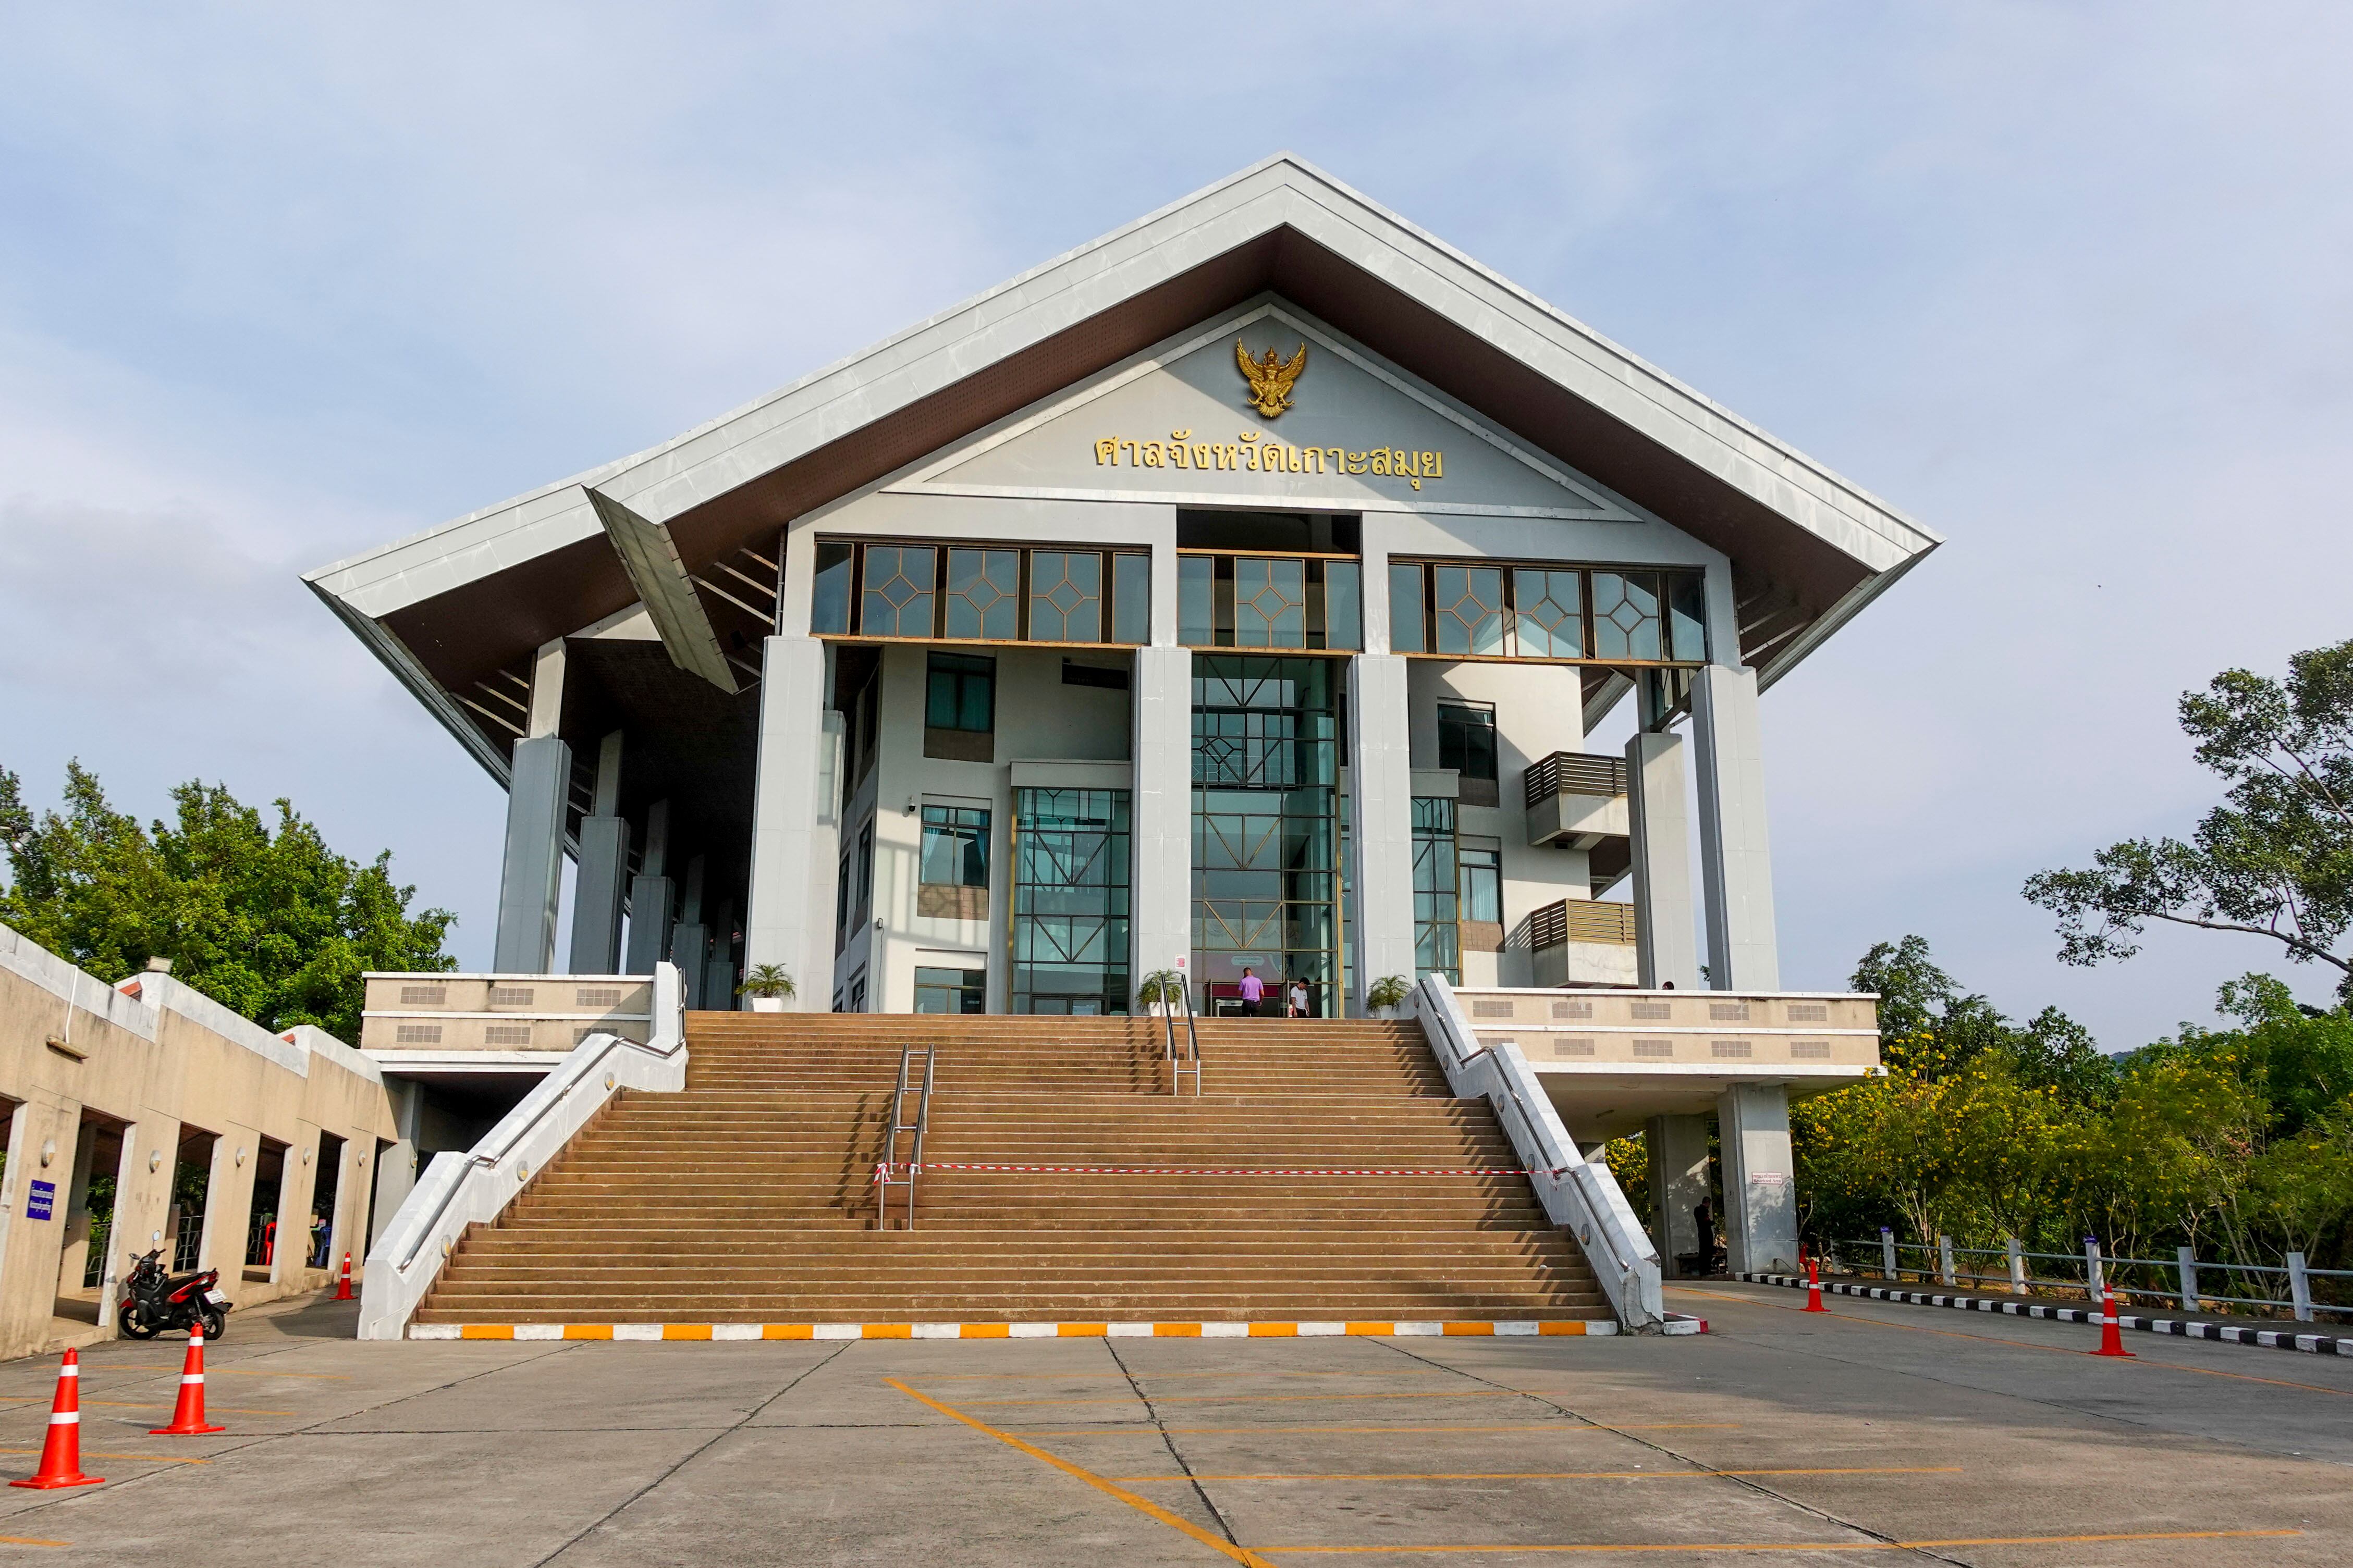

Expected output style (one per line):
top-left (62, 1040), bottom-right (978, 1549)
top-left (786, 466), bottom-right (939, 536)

top-left (25, 1180), bottom-right (55, 1222)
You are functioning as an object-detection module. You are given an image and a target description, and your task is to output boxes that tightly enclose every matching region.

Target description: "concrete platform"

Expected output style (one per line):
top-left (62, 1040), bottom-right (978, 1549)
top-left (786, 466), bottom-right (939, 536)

top-left (0, 1281), bottom-right (2342, 1563)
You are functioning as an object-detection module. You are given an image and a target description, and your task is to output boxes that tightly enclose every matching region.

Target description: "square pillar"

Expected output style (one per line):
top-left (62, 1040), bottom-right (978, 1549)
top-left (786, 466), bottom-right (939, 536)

top-left (492, 734), bottom-right (570, 973)
top-left (1693, 664), bottom-right (1779, 991)
top-left (745, 634), bottom-right (833, 1008)
top-left (1717, 1082), bottom-right (1798, 1275)
top-left (1626, 730), bottom-right (1701, 990)
top-left (369, 1083), bottom-right (421, 1252)
top-left (1130, 645), bottom-right (1192, 998)
top-left (1645, 1113), bottom-right (1710, 1278)
top-left (670, 923), bottom-right (709, 1008)
top-left (568, 816), bottom-right (630, 973)
top-left (1345, 653), bottom-right (1416, 1015)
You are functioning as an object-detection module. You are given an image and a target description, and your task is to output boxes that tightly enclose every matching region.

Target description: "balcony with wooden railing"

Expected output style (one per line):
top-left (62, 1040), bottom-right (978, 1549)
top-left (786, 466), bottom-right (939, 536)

top-left (1523, 751), bottom-right (1632, 894)
top-left (1524, 897), bottom-right (1640, 987)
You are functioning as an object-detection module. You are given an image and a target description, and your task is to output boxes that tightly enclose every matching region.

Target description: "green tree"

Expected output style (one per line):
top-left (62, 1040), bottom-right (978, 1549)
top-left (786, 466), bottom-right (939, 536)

top-left (2025, 637), bottom-right (2353, 1002)
top-left (0, 761), bottom-right (453, 1043)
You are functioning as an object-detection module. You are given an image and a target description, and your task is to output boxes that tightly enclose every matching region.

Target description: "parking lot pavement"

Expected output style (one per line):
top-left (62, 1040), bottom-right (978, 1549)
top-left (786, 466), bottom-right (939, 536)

top-left (0, 1285), bottom-right (2341, 1564)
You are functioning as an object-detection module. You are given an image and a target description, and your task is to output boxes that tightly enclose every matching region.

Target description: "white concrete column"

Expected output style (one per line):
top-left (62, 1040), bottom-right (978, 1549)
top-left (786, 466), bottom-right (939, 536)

top-left (368, 1082), bottom-right (421, 1252)
top-left (1645, 1113), bottom-right (1711, 1278)
top-left (492, 735), bottom-right (570, 973)
top-left (1717, 1082), bottom-right (1798, 1275)
top-left (1130, 645), bottom-right (1192, 1001)
top-left (1693, 663), bottom-right (1779, 991)
top-left (745, 634), bottom-right (832, 1008)
top-left (1626, 730), bottom-right (1701, 990)
top-left (1346, 653), bottom-right (1417, 1015)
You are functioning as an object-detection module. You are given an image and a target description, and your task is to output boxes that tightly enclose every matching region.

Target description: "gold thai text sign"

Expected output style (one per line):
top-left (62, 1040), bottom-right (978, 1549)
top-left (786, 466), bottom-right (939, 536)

top-left (1093, 429), bottom-right (1443, 490)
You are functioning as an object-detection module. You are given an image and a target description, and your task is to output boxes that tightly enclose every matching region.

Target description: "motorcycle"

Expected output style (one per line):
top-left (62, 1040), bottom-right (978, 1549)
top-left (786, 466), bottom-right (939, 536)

top-left (116, 1249), bottom-right (228, 1341)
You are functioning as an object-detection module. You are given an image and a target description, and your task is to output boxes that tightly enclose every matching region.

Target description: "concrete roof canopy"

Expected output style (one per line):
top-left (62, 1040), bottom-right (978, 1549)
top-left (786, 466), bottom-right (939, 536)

top-left (305, 154), bottom-right (1940, 784)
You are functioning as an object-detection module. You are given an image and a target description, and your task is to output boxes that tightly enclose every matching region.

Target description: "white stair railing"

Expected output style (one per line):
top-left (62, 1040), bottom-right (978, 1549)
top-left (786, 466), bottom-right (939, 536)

top-left (1413, 974), bottom-right (1663, 1330)
top-left (358, 962), bottom-right (688, 1339)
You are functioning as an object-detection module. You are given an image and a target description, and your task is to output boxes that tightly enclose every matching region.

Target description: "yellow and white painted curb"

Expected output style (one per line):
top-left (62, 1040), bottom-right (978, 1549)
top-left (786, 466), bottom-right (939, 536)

top-left (411, 1318), bottom-right (1617, 1341)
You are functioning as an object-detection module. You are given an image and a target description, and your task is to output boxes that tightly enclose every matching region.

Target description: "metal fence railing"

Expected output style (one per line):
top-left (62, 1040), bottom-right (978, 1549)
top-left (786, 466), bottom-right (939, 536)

top-left (173, 1211), bottom-right (205, 1272)
top-left (1527, 898), bottom-right (1640, 949)
top-left (1822, 1230), bottom-right (2351, 1323)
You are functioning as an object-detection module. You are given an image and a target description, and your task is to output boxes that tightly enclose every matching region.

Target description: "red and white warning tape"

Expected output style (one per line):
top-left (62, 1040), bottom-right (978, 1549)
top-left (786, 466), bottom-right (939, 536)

top-left (873, 1162), bottom-right (1569, 1180)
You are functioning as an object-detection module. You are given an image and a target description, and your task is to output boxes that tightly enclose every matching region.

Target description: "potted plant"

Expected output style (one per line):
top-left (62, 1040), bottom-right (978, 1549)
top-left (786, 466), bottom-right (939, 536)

top-left (1136, 969), bottom-right (1187, 1017)
top-left (738, 964), bottom-right (796, 1013)
top-left (1365, 974), bottom-right (1413, 1020)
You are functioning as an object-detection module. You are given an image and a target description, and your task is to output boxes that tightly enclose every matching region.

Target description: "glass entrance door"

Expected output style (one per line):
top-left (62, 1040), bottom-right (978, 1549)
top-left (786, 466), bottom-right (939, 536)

top-left (1192, 655), bottom-right (1341, 1017)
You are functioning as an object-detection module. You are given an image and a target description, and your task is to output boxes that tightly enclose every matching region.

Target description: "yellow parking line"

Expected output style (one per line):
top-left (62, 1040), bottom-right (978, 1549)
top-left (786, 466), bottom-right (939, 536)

top-left (1004, 1424), bottom-right (1742, 1437)
top-left (915, 1369), bottom-right (1456, 1383)
top-left (1114, 1466), bottom-right (1959, 1482)
top-left (105, 1367), bottom-right (349, 1379)
top-left (0, 1536), bottom-right (66, 1549)
top-left (76, 1401), bottom-right (295, 1415)
top-left (886, 1378), bottom-right (1280, 1567)
top-left (1255, 1528), bottom-right (2301, 1553)
top-left (960, 1389), bottom-right (1529, 1408)
top-left (0, 1449), bottom-right (209, 1464)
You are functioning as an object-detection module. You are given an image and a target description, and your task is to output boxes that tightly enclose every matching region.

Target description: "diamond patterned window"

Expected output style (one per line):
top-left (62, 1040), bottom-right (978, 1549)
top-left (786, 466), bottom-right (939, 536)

top-left (1232, 557), bottom-right (1306, 648)
top-left (1512, 568), bottom-right (1584, 658)
top-left (1591, 572), bottom-right (1663, 661)
top-left (945, 549), bottom-right (1020, 640)
top-left (1179, 553), bottom-right (1360, 651)
top-left (1028, 551), bottom-right (1103, 643)
top-left (859, 545), bottom-right (936, 638)
top-left (1432, 566), bottom-right (1506, 657)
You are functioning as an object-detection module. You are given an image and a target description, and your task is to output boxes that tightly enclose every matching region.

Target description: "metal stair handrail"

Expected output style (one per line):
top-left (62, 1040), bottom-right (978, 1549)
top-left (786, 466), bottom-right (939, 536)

top-left (875, 1044), bottom-right (935, 1229)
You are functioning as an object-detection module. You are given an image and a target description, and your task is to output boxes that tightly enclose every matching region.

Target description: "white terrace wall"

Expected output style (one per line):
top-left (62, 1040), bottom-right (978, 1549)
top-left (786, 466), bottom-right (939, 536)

top-left (0, 922), bottom-right (398, 1359)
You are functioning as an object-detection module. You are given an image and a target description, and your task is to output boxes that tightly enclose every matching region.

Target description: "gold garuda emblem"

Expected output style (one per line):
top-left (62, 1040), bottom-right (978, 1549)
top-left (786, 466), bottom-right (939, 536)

top-left (1235, 340), bottom-right (1307, 418)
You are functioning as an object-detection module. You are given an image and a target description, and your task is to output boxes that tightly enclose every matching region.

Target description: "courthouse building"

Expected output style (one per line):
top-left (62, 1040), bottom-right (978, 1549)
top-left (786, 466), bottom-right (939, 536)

top-left (308, 154), bottom-right (1932, 1046)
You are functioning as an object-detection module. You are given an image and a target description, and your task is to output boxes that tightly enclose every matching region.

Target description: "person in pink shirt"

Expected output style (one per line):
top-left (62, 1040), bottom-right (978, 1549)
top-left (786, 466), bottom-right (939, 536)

top-left (1237, 968), bottom-right (1265, 1016)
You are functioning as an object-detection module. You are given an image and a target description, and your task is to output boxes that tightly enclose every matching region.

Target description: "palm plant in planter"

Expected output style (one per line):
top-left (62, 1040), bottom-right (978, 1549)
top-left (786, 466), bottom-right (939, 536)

top-left (1135, 969), bottom-right (1188, 1015)
top-left (738, 964), bottom-right (796, 1012)
top-left (1364, 974), bottom-right (1413, 1019)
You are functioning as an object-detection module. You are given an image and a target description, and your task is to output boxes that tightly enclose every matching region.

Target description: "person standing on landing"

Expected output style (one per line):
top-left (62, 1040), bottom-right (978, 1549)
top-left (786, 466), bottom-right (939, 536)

top-left (1288, 978), bottom-right (1309, 1018)
top-left (1237, 967), bottom-right (1265, 1017)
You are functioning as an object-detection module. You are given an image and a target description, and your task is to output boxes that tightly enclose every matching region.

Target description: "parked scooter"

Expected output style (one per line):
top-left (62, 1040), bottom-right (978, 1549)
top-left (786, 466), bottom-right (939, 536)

top-left (116, 1250), bottom-right (228, 1341)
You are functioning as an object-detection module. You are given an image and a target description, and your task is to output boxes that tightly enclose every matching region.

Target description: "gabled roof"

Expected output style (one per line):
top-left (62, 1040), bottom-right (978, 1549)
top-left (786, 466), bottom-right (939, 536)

top-left (307, 154), bottom-right (1939, 778)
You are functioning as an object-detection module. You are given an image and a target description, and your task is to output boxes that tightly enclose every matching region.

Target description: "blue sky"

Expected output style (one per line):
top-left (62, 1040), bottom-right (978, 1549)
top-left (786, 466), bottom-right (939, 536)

top-left (4, 3), bottom-right (2350, 1046)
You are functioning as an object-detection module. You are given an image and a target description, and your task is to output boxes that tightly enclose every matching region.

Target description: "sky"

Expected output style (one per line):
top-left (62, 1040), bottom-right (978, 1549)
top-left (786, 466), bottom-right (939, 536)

top-left (4, 2), bottom-right (2350, 1049)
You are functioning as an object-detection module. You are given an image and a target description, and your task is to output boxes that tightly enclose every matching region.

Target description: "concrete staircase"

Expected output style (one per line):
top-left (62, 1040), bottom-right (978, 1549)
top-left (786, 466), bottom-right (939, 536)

top-left (412, 1013), bottom-right (1612, 1326)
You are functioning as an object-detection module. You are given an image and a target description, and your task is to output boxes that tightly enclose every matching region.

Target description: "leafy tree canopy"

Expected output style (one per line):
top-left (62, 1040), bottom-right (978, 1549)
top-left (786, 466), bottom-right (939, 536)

top-left (2025, 637), bottom-right (2353, 1002)
top-left (1849, 935), bottom-right (2115, 1102)
top-left (0, 761), bottom-right (453, 1043)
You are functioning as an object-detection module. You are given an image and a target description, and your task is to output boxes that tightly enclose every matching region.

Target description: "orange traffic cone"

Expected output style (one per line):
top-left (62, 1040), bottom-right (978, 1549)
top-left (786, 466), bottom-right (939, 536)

top-left (1804, 1252), bottom-right (1828, 1313)
top-left (2092, 1286), bottom-right (2135, 1358)
top-left (10, 1349), bottom-right (103, 1488)
top-left (334, 1252), bottom-right (353, 1301)
top-left (150, 1323), bottom-right (225, 1435)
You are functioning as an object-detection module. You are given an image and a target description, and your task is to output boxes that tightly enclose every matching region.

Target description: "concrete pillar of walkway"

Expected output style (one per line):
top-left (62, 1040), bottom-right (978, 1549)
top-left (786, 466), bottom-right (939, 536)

top-left (370, 1083), bottom-right (422, 1253)
top-left (1716, 1082), bottom-right (1798, 1275)
top-left (744, 634), bottom-right (834, 1008)
top-left (1646, 1113), bottom-right (1711, 1277)
top-left (1130, 644), bottom-right (1193, 1002)
top-left (1625, 729), bottom-right (1701, 991)
top-left (494, 640), bottom-right (571, 974)
top-left (1693, 663), bottom-right (1779, 991)
top-left (568, 731), bottom-right (629, 974)
top-left (1346, 652), bottom-right (1417, 1015)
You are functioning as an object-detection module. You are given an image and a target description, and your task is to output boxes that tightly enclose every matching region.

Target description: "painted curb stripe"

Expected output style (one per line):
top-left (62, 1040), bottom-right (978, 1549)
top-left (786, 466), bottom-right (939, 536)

top-left (1735, 1274), bottom-right (2347, 1357)
top-left (412, 1318), bottom-right (1618, 1341)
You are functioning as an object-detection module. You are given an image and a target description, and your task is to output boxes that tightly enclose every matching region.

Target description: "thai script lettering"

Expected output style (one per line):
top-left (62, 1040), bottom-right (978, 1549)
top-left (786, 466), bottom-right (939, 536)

top-left (1092, 429), bottom-right (1443, 490)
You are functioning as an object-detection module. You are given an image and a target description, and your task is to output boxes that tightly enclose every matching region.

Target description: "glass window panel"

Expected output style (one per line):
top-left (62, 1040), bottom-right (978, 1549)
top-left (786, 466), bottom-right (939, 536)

top-left (1322, 561), bottom-right (1362, 651)
top-left (1028, 550), bottom-right (1102, 643)
top-left (811, 541), bottom-right (853, 634)
top-left (1232, 557), bottom-right (1307, 648)
top-left (1013, 787), bottom-right (1131, 1015)
top-left (919, 805), bottom-right (990, 887)
top-left (1432, 565), bottom-right (1506, 656)
top-left (1179, 555), bottom-right (1214, 646)
top-left (944, 548), bottom-right (1020, 640)
top-left (1460, 846), bottom-right (1501, 924)
top-left (913, 966), bottom-right (986, 1015)
top-left (1436, 703), bottom-right (1498, 783)
top-left (1512, 567), bottom-right (1585, 659)
top-left (1388, 563), bottom-right (1426, 653)
top-left (1411, 795), bottom-right (1461, 983)
top-left (1112, 553), bottom-right (1150, 645)
top-left (1668, 574), bottom-right (1707, 663)
top-left (860, 545), bottom-right (936, 637)
top-left (926, 652), bottom-right (995, 732)
top-left (1591, 571), bottom-right (1662, 661)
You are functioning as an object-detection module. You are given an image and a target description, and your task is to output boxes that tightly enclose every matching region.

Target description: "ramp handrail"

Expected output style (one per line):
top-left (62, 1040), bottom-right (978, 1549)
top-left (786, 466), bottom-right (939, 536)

top-left (1413, 974), bottom-right (1662, 1330)
top-left (875, 1044), bottom-right (935, 1229)
top-left (359, 962), bottom-right (688, 1339)
top-left (1170, 977), bottom-right (1201, 1096)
